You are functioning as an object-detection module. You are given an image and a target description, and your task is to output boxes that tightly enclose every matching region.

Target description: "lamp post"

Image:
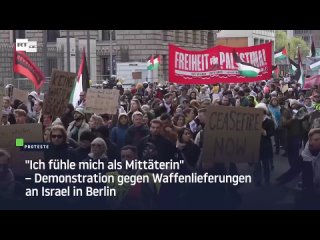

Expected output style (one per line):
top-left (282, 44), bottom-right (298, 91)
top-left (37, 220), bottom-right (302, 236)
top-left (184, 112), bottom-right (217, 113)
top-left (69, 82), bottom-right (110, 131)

top-left (67, 30), bottom-right (70, 72)
top-left (87, 30), bottom-right (91, 77)
top-left (109, 30), bottom-right (113, 78)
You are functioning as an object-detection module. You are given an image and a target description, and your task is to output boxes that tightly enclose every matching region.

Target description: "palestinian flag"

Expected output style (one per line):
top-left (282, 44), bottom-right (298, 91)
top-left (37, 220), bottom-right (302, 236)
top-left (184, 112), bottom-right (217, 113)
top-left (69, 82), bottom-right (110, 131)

top-left (297, 48), bottom-right (305, 87)
top-left (233, 50), bottom-right (260, 77)
top-left (272, 65), bottom-right (279, 78)
top-left (70, 49), bottom-right (90, 107)
top-left (309, 60), bottom-right (320, 72)
top-left (147, 55), bottom-right (160, 70)
top-left (153, 55), bottom-right (161, 70)
top-left (289, 57), bottom-right (298, 75)
top-left (274, 47), bottom-right (287, 60)
top-left (311, 39), bottom-right (316, 57)
top-left (147, 55), bottom-right (154, 70)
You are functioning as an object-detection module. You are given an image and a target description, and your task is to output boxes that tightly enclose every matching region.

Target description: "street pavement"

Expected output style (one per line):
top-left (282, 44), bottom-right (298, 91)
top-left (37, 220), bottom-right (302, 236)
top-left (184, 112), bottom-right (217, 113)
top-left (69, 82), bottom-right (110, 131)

top-left (237, 148), bottom-right (301, 210)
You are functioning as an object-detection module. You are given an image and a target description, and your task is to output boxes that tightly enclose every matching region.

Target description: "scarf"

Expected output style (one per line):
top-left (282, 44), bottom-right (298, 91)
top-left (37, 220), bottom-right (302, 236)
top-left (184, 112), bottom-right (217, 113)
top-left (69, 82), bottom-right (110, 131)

top-left (305, 105), bottom-right (315, 114)
top-left (163, 101), bottom-right (172, 114)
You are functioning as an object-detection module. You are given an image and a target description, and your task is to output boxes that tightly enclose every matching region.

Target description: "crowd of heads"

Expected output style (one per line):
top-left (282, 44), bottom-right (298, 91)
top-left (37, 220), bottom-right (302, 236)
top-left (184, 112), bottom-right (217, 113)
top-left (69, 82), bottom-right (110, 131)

top-left (2, 74), bottom-right (320, 209)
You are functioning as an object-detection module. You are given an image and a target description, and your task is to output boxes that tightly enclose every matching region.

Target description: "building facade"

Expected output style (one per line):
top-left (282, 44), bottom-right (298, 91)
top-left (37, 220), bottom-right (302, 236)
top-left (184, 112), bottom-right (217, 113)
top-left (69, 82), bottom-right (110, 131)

top-left (0, 30), bottom-right (219, 88)
top-left (216, 30), bottom-right (275, 48)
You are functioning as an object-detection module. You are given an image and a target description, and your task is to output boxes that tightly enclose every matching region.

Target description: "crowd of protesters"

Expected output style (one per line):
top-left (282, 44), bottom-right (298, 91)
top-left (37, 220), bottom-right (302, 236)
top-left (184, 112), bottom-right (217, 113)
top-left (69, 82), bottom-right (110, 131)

top-left (1, 75), bottom-right (320, 209)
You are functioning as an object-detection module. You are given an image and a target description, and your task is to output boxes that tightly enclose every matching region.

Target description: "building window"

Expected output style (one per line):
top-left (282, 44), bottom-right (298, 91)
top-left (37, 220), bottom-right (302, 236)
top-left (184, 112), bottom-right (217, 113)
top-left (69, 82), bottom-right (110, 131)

top-left (102, 30), bottom-right (116, 41)
top-left (207, 31), bottom-right (214, 48)
top-left (254, 38), bottom-right (259, 45)
top-left (47, 30), bottom-right (60, 42)
top-left (47, 57), bottom-right (57, 77)
top-left (102, 55), bottom-right (116, 78)
top-left (201, 31), bottom-right (205, 45)
top-left (163, 30), bottom-right (168, 41)
top-left (184, 30), bottom-right (188, 43)
top-left (193, 30), bottom-right (197, 44)
top-left (13, 30), bottom-right (26, 42)
top-left (175, 30), bottom-right (180, 42)
top-left (303, 36), bottom-right (309, 43)
top-left (260, 39), bottom-right (265, 45)
top-left (162, 55), bottom-right (168, 81)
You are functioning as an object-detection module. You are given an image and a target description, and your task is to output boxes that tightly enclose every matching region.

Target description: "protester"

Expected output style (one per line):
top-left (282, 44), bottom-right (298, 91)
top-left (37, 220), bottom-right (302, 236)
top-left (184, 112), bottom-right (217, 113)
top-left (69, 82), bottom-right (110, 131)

top-left (61, 104), bottom-right (75, 130)
top-left (176, 127), bottom-right (200, 172)
top-left (111, 113), bottom-right (130, 152)
top-left (43, 126), bottom-right (52, 143)
top-left (106, 145), bottom-right (157, 209)
top-left (76, 91), bottom-right (86, 108)
top-left (124, 111), bottom-right (149, 146)
top-left (277, 128), bottom-right (320, 209)
top-left (127, 99), bottom-right (143, 125)
top-left (73, 131), bottom-right (96, 162)
top-left (253, 103), bottom-right (275, 186)
top-left (0, 149), bottom-right (15, 201)
top-left (94, 125), bottom-right (118, 161)
top-left (138, 119), bottom-right (177, 163)
top-left (88, 114), bottom-right (104, 132)
top-left (14, 109), bottom-right (27, 124)
top-left (67, 107), bottom-right (90, 143)
top-left (268, 97), bottom-right (281, 154)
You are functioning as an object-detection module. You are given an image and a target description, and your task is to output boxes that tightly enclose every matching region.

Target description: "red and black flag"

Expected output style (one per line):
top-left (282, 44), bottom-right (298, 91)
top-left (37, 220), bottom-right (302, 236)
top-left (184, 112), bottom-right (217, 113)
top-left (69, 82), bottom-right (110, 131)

top-left (13, 47), bottom-right (45, 90)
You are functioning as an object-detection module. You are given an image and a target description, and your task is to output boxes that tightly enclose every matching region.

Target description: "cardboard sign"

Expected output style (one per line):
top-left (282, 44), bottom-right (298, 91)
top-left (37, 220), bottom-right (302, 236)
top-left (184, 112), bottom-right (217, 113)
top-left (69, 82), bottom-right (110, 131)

top-left (281, 84), bottom-right (289, 93)
top-left (12, 88), bottom-right (29, 104)
top-left (0, 87), bottom-right (4, 112)
top-left (0, 124), bottom-right (43, 177)
top-left (85, 88), bottom-right (120, 115)
top-left (43, 69), bottom-right (76, 118)
top-left (202, 106), bottom-right (263, 169)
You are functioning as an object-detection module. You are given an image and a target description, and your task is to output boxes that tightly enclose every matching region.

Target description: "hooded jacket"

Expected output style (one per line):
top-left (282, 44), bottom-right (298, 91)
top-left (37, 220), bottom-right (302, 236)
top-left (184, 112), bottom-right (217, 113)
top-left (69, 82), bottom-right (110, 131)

top-left (111, 113), bottom-right (129, 150)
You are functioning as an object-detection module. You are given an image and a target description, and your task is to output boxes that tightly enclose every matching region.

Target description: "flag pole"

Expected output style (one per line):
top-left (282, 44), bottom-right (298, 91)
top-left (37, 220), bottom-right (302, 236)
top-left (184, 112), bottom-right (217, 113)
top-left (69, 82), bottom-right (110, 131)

top-left (87, 30), bottom-right (91, 79)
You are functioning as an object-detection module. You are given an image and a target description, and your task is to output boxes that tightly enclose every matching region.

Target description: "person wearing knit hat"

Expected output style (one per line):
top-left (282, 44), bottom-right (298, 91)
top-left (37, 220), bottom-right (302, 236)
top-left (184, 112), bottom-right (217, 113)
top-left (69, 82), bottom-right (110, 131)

top-left (67, 106), bottom-right (90, 143)
top-left (74, 107), bottom-right (85, 116)
top-left (253, 102), bottom-right (275, 185)
top-left (52, 117), bottom-right (63, 126)
top-left (288, 99), bottom-right (300, 108)
top-left (255, 102), bottom-right (268, 114)
top-left (270, 91), bottom-right (277, 97)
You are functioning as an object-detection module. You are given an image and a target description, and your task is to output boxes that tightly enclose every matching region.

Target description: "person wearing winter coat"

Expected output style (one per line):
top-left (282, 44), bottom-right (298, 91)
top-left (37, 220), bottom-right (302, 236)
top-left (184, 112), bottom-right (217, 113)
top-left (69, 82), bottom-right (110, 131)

top-left (253, 103), bottom-right (275, 186)
top-left (277, 128), bottom-right (320, 209)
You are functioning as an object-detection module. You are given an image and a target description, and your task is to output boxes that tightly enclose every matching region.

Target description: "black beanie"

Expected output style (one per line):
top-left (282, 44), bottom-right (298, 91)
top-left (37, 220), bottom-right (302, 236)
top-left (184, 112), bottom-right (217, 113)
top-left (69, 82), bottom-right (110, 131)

top-left (80, 130), bottom-right (95, 142)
